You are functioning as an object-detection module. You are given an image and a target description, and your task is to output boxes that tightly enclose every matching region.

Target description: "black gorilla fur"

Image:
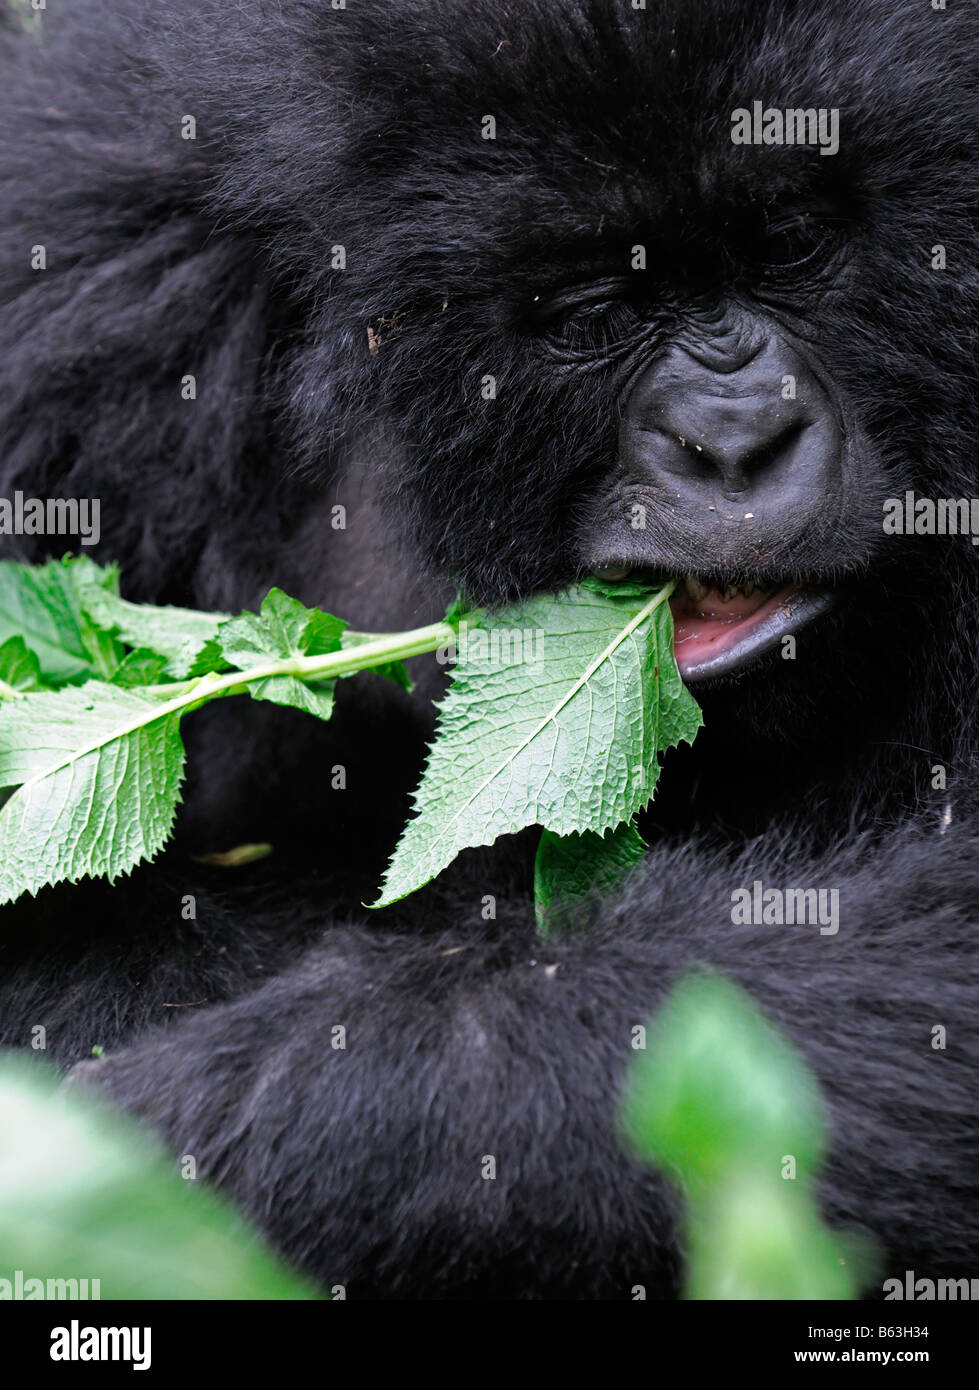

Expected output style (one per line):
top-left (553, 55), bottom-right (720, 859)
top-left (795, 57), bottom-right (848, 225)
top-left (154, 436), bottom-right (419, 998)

top-left (1, 0), bottom-right (978, 1298)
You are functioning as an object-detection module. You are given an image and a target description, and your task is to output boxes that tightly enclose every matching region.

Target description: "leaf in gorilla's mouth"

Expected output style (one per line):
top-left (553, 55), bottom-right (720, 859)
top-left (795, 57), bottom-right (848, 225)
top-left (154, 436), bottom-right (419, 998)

top-left (591, 568), bottom-right (836, 681)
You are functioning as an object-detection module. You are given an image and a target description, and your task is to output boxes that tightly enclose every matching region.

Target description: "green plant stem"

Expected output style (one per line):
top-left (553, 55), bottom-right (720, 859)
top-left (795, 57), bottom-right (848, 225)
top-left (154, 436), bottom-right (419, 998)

top-left (8, 619), bottom-right (460, 799)
top-left (143, 618), bottom-right (459, 703)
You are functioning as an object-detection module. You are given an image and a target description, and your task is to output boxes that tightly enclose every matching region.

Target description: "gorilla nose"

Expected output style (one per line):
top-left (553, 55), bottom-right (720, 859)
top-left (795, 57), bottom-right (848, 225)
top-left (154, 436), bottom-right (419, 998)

top-left (653, 396), bottom-right (809, 496)
top-left (620, 334), bottom-right (842, 511)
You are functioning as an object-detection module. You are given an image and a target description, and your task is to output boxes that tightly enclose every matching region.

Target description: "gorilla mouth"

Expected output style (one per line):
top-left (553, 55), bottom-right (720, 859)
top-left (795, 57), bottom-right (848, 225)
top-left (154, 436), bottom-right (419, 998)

top-left (592, 568), bottom-right (836, 681)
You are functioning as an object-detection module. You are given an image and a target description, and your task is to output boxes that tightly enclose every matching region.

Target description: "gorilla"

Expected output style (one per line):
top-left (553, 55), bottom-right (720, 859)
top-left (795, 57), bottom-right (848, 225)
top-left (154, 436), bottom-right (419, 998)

top-left (0, 0), bottom-right (977, 1299)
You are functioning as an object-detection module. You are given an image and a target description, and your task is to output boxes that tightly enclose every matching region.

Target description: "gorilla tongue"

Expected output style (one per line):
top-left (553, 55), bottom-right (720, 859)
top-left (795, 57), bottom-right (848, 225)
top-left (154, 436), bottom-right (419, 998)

top-left (670, 582), bottom-right (831, 682)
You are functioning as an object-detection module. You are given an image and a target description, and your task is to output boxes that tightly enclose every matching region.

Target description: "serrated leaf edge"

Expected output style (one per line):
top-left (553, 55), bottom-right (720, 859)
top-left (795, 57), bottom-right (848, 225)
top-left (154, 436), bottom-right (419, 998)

top-left (390, 583), bottom-right (675, 873)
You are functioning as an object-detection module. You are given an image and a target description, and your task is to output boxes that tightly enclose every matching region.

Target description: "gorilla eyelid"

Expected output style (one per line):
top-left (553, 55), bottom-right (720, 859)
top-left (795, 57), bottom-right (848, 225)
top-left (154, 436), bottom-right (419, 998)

top-left (758, 216), bottom-right (836, 273)
top-left (534, 276), bottom-right (635, 323)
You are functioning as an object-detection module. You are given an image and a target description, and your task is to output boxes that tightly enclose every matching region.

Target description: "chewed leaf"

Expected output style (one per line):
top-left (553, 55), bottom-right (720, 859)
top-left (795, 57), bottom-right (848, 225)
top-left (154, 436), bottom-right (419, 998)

top-left (0, 683), bottom-right (186, 904)
top-left (374, 583), bottom-right (702, 907)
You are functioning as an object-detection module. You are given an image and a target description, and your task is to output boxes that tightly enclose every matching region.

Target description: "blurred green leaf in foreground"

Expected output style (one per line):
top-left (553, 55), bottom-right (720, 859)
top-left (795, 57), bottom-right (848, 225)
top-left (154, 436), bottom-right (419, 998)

top-left (0, 1055), bottom-right (319, 1299)
top-left (620, 974), bottom-right (876, 1299)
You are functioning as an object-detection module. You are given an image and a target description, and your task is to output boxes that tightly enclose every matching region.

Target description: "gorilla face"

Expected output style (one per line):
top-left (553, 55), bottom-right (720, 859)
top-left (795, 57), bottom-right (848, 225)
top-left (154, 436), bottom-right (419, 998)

top-left (566, 297), bottom-right (849, 682)
top-left (279, 0), bottom-right (976, 749)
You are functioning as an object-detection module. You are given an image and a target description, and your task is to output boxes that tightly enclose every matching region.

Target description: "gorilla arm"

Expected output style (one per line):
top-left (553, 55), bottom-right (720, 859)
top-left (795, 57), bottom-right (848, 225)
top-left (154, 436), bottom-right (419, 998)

top-left (69, 820), bottom-right (979, 1298)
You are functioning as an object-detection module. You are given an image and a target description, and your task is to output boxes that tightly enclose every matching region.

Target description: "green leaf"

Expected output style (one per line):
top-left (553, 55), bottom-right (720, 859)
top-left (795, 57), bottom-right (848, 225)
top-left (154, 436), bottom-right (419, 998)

top-left (374, 582), bottom-right (702, 907)
top-left (0, 636), bottom-right (47, 693)
top-left (0, 1055), bottom-right (318, 1299)
top-left (177, 635), bottom-right (228, 678)
top-left (619, 974), bottom-right (869, 1299)
top-left (683, 1171), bottom-right (865, 1300)
top-left (534, 821), bottom-right (647, 936)
top-left (108, 648), bottom-right (169, 688)
top-left (620, 973), bottom-right (826, 1185)
top-left (442, 590), bottom-right (470, 627)
top-left (0, 556), bottom-right (123, 684)
top-left (220, 588), bottom-right (346, 719)
top-left (78, 582), bottom-right (230, 679)
top-left (0, 577), bottom-right (453, 904)
top-left (0, 683), bottom-right (186, 904)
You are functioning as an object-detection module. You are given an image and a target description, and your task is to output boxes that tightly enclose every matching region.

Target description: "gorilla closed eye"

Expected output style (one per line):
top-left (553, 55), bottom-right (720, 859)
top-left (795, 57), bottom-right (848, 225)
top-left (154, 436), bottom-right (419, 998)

top-left (752, 211), bottom-right (839, 273)
top-left (547, 299), bottom-right (642, 352)
top-left (533, 211), bottom-right (837, 355)
top-left (532, 278), bottom-right (646, 356)
top-left (532, 276), bottom-right (636, 325)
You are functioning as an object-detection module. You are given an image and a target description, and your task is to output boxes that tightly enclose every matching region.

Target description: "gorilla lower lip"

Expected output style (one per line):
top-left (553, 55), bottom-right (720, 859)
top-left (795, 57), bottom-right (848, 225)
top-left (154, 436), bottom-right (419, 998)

top-left (672, 584), bottom-right (835, 681)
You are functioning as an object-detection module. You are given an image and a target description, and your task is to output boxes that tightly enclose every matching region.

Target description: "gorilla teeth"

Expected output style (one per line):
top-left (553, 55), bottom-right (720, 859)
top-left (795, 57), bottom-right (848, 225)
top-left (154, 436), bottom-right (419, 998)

top-left (593, 570), bottom-right (767, 603)
top-left (684, 577), bottom-right (762, 602)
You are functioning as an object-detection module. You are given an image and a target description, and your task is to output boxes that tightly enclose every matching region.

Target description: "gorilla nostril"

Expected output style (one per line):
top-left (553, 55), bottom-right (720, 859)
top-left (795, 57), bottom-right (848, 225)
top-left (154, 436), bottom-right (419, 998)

top-left (618, 330), bottom-right (842, 523)
top-left (740, 418), bottom-right (808, 479)
top-left (660, 415), bottom-right (811, 495)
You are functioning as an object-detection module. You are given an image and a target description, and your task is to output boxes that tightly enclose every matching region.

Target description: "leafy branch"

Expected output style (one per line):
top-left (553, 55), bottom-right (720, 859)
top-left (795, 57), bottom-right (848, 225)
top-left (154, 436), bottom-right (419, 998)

top-left (0, 556), bottom-right (702, 922)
